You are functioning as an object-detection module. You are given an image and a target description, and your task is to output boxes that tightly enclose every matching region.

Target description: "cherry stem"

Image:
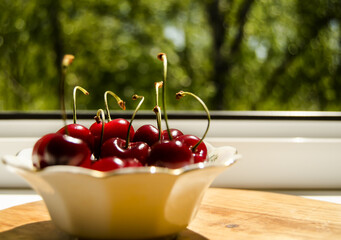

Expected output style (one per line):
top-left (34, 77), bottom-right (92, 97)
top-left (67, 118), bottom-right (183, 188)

top-left (153, 106), bottom-right (162, 141)
top-left (60, 54), bottom-right (75, 135)
top-left (176, 91), bottom-right (210, 152)
top-left (96, 109), bottom-right (106, 159)
top-left (154, 81), bottom-right (163, 107)
top-left (157, 53), bottom-right (172, 140)
top-left (125, 94), bottom-right (144, 149)
top-left (154, 81), bottom-right (163, 141)
top-left (104, 90), bottom-right (126, 122)
top-left (73, 86), bottom-right (89, 124)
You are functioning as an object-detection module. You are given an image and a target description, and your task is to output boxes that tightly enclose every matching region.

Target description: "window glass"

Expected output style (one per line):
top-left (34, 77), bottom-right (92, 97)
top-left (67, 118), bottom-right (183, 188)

top-left (0, 0), bottom-right (340, 111)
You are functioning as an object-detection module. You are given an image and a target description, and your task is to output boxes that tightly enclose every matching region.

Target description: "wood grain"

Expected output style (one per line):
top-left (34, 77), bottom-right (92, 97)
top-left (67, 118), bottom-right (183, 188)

top-left (0, 188), bottom-right (340, 239)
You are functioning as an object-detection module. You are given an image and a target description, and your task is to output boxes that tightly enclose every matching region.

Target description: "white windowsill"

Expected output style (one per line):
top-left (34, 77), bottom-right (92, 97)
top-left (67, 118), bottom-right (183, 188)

top-left (1, 118), bottom-right (341, 189)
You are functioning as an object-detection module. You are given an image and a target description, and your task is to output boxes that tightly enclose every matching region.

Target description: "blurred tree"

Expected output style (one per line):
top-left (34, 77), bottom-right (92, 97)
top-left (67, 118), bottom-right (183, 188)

top-left (0, 0), bottom-right (340, 111)
top-left (205, 0), bottom-right (255, 110)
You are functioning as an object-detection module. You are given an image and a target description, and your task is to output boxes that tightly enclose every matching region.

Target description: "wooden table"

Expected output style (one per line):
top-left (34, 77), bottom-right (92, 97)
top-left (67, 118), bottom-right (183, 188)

top-left (0, 188), bottom-right (340, 239)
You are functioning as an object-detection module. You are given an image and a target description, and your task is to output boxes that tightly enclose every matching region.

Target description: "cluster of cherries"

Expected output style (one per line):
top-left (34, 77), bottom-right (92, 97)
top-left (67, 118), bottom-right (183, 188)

top-left (32, 53), bottom-right (210, 171)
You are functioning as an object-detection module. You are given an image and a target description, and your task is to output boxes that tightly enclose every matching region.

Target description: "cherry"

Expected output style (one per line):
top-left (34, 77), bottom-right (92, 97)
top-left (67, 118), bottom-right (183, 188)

top-left (132, 126), bottom-right (184, 147)
top-left (102, 90), bottom-right (134, 145)
top-left (79, 155), bottom-right (94, 168)
top-left (147, 53), bottom-right (194, 168)
top-left (132, 127), bottom-right (183, 147)
top-left (175, 91), bottom-right (211, 163)
top-left (89, 118), bottom-right (134, 154)
top-left (131, 84), bottom-right (163, 147)
top-left (90, 156), bottom-right (125, 171)
top-left (89, 109), bottom-right (106, 159)
top-left (154, 77), bottom-right (184, 142)
top-left (33, 55), bottom-right (94, 169)
top-left (89, 109), bottom-right (134, 159)
top-left (57, 124), bottom-right (94, 152)
top-left (133, 124), bottom-right (159, 147)
top-left (57, 86), bottom-right (94, 151)
top-left (32, 133), bottom-right (56, 169)
top-left (101, 137), bottom-right (150, 165)
top-left (161, 129), bottom-right (183, 141)
top-left (176, 135), bottom-right (207, 163)
top-left (147, 140), bottom-right (194, 168)
top-left (103, 118), bottom-right (134, 143)
top-left (89, 115), bottom-right (103, 139)
top-left (89, 122), bottom-right (103, 157)
top-left (101, 95), bottom-right (151, 165)
top-left (89, 156), bottom-right (142, 171)
top-left (133, 81), bottom-right (183, 148)
top-left (44, 134), bottom-right (91, 167)
top-left (124, 158), bottom-right (143, 167)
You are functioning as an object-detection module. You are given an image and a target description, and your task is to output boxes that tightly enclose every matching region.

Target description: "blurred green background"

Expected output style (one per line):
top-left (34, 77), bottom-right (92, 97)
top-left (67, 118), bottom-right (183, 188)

top-left (0, 0), bottom-right (340, 112)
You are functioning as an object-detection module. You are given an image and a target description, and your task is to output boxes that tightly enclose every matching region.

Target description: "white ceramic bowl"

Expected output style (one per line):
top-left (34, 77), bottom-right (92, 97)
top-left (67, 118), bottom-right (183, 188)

top-left (2, 144), bottom-right (239, 239)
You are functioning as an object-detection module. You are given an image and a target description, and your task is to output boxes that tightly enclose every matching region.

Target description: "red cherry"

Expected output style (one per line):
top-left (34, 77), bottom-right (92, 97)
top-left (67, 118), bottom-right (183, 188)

top-left (161, 129), bottom-right (183, 141)
top-left (176, 134), bottom-right (207, 163)
top-left (44, 134), bottom-right (91, 167)
top-left (89, 120), bottom-right (104, 138)
top-left (90, 157), bottom-right (125, 171)
top-left (57, 124), bottom-right (94, 152)
top-left (124, 158), bottom-right (143, 167)
top-left (175, 90), bottom-right (211, 163)
top-left (104, 118), bottom-right (134, 143)
top-left (146, 54), bottom-right (194, 168)
top-left (32, 133), bottom-right (56, 169)
top-left (147, 140), bottom-right (194, 169)
top-left (89, 118), bottom-right (135, 159)
top-left (100, 94), bottom-right (148, 165)
top-left (133, 124), bottom-right (159, 146)
top-left (79, 155), bottom-right (94, 168)
top-left (100, 137), bottom-right (150, 165)
top-left (89, 120), bottom-right (105, 158)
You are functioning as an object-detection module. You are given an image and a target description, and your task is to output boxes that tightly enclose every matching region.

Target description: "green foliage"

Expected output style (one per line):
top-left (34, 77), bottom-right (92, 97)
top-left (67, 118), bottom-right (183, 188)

top-left (0, 0), bottom-right (340, 111)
